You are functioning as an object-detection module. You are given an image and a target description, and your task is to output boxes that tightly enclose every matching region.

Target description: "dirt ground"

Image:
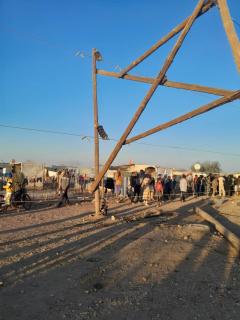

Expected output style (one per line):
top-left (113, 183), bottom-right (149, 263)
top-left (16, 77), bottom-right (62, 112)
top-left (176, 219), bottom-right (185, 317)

top-left (0, 196), bottom-right (240, 320)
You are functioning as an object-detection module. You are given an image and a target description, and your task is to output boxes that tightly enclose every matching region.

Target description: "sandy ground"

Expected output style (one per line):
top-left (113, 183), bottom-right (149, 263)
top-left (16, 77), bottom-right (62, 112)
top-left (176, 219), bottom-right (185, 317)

top-left (0, 196), bottom-right (240, 320)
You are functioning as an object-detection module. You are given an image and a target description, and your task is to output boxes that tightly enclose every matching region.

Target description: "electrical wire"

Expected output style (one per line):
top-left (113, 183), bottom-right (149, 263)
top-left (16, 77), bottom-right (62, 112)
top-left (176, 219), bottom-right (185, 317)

top-left (1, 26), bottom-right (91, 59)
top-left (1, 123), bottom-right (240, 158)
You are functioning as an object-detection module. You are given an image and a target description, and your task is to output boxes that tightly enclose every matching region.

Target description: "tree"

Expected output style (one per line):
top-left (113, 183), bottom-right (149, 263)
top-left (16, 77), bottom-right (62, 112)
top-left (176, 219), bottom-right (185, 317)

top-left (191, 161), bottom-right (221, 174)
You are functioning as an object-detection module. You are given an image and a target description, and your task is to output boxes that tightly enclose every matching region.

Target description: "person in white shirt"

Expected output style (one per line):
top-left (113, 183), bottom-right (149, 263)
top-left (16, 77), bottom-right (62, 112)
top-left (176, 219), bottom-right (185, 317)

top-left (218, 176), bottom-right (226, 197)
top-left (180, 174), bottom-right (188, 202)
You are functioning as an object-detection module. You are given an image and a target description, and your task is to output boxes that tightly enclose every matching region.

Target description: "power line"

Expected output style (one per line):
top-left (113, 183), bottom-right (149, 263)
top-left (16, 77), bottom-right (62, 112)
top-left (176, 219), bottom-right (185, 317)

top-left (1, 26), bottom-right (91, 59)
top-left (1, 123), bottom-right (240, 158)
top-left (0, 123), bottom-right (92, 139)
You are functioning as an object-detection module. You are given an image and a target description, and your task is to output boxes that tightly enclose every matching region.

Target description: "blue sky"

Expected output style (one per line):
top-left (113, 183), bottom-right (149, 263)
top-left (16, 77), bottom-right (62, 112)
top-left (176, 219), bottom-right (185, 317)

top-left (0, 0), bottom-right (239, 171)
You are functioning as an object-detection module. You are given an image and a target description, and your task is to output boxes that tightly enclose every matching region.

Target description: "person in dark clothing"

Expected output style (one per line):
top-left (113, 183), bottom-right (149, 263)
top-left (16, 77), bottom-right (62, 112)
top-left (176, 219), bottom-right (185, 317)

top-left (163, 176), bottom-right (172, 201)
top-left (11, 165), bottom-right (26, 193)
top-left (196, 176), bottom-right (202, 197)
top-left (130, 172), bottom-right (141, 203)
top-left (200, 176), bottom-right (206, 196)
top-left (11, 165), bottom-right (27, 201)
top-left (57, 170), bottom-right (70, 207)
top-left (104, 177), bottom-right (115, 195)
top-left (193, 175), bottom-right (198, 196)
top-left (171, 176), bottom-right (177, 199)
top-left (226, 175), bottom-right (231, 196)
top-left (227, 175), bottom-right (235, 197)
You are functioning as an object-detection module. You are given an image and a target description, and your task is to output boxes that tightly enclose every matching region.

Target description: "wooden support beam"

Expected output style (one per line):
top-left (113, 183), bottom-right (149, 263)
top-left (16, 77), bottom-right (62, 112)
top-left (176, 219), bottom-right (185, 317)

top-left (118, 0), bottom-right (215, 78)
top-left (217, 0), bottom-right (240, 73)
top-left (97, 69), bottom-right (236, 97)
top-left (91, 0), bottom-right (205, 193)
top-left (92, 49), bottom-right (100, 215)
top-left (196, 207), bottom-right (240, 254)
top-left (125, 90), bottom-right (240, 144)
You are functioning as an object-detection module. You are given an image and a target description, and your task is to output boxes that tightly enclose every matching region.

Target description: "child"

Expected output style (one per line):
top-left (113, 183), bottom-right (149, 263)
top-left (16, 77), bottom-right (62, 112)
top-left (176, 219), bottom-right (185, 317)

top-left (3, 177), bottom-right (13, 206)
top-left (155, 177), bottom-right (163, 207)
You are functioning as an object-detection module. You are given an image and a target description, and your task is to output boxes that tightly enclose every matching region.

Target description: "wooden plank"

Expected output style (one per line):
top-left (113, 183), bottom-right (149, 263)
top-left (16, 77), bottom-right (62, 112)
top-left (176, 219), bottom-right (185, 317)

top-left (125, 90), bottom-right (240, 144)
top-left (91, 0), bottom-right (205, 193)
top-left (118, 0), bottom-right (215, 78)
top-left (92, 49), bottom-right (100, 215)
top-left (217, 0), bottom-right (240, 73)
top-left (196, 207), bottom-right (240, 254)
top-left (97, 69), bottom-right (236, 97)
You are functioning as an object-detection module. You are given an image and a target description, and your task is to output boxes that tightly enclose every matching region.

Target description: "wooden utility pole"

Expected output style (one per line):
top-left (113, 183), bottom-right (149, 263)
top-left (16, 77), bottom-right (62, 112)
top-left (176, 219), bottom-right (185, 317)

top-left (92, 48), bottom-right (100, 215)
top-left (217, 0), bottom-right (240, 73)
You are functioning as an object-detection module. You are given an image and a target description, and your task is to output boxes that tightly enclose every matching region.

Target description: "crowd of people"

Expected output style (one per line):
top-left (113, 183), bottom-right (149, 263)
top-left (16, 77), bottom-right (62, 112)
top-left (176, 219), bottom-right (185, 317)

top-left (104, 170), bottom-right (240, 206)
top-left (1, 165), bottom-right (240, 209)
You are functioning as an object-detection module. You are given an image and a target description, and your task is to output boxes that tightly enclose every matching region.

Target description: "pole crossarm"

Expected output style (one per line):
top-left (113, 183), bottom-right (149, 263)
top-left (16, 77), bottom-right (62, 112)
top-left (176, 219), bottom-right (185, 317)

top-left (91, 0), bottom-right (205, 193)
top-left (217, 0), bottom-right (240, 73)
top-left (97, 69), bottom-right (237, 97)
top-left (125, 89), bottom-right (240, 145)
top-left (117, 0), bottom-right (215, 78)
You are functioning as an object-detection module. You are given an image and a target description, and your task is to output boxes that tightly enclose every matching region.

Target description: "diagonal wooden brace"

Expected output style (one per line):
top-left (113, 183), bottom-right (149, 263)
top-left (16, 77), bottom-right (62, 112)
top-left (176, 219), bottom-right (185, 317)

top-left (118, 0), bottom-right (215, 78)
top-left (125, 90), bottom-right (240, 145)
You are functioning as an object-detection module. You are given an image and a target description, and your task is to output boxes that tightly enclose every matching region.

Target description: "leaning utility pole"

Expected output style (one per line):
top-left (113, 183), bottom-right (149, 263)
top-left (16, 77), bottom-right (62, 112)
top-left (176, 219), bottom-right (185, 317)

top-left (92, 48), bottom-right (100, 215)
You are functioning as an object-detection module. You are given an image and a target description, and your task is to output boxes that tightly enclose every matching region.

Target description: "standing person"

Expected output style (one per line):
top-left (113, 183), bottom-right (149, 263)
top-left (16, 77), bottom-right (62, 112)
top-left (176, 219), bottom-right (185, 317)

top-left (206, 175), bottom-right (212, 196)
top-left (171, 175), bottom-right (177, 199)
top-left (229, 175), bottom-right (235, 197)
top-left (218, 175), bottom-right (226, 197)
top-left (130, 172), bottom-right (141, 203)
top-left (139, 170), bottom-right (145, 185)
top-left (79, 175), bottom-right (84, 193)
top-left (163, 176), bottom-right (172, 201)
top-left (57, 169), bottom-right (70, 207)
top-left (3, 175), bottom-right (13, 206)
top-left (193, 175), bottom-right (198, 196)
top-left (11, 164), bottom-right (27, 200)
top-left (115, 170), bottom-right (123, 200)
top-left (138, 169), bottom-right (145, 202)
top-left (141, 173), bottom-right (151, 206)
top-left (104, 177), bottom-right (115, 195)
top-left (195, 176), bottom-right (202, 197)
top-left (155, 177), bottom-right (163, 207)
top-left (179, 174), bottom-right (188, 202)
top-left (83, 174), bottom-right (87, 192)
top-left (200, 175), bottom-right (206, 196)
top-left (149, 175), bottom-right (155, 201)
top-left (225, 175), bottom-right (231, 197)
top-left (211, 175), bottom-right (218, 197)
top-left (57, 170), bottom-right (64, 195)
